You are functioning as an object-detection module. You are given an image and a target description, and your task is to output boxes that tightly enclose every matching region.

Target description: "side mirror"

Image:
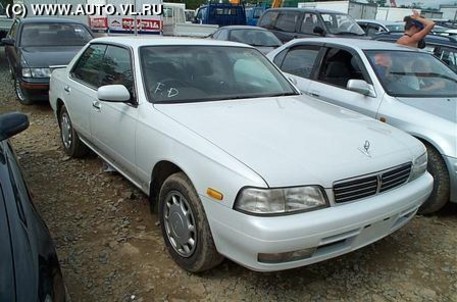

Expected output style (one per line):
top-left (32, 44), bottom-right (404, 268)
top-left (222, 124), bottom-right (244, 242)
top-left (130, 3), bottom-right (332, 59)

top-left (1, 37), bottom-right (15, 46)
top-left (0, 112), bottom-right (29, 141)
top-left (97, 85), bottom-right (131, 102)
top-left (347, 79), bottom-right (376, 97)
top-left (313, 26), bottom-right (325, 36)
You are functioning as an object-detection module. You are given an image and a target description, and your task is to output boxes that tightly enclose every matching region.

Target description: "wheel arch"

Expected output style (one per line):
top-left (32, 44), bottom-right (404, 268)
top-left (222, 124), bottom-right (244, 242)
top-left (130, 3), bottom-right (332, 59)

top-left (149, 160), bottom-right (187, 213)
top-left (55, 99), bottom-right (65, 125)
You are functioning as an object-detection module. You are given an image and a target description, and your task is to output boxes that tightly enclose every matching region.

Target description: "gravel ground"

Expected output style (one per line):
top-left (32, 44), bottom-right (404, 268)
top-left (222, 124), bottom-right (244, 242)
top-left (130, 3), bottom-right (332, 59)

top-left (1, 48), bottom-right (457, 302)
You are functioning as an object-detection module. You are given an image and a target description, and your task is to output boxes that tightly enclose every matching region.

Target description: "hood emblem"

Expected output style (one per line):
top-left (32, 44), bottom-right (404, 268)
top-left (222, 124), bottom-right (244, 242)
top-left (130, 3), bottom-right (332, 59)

top-left (358, 140), bottom-right (372, 157)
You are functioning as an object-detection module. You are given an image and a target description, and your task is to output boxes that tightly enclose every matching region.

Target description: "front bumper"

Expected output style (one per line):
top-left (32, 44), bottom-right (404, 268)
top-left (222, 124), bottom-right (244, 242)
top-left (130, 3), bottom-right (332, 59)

top-left (444, 155), bottom-right (457, 203)
top-left (202, 172), bottom-right (433, 272)
top-left (19, 78), bottom-right (49, 102)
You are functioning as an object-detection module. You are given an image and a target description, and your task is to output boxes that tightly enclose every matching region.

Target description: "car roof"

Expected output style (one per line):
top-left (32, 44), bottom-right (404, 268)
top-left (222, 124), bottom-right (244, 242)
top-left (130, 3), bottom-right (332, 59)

top-left (265, 7), bottom-right (351, 14)
top-left (217, 25), bottom-right (268, 30)
top-left (19, 17), bottom-right (87, 24)
top-left (357, 19), bottom-right (404, 25)
top-left (288, 37), bottom-right (420, 51)
top-left (91, 36), bottom-right (255, 48)
top-left (374, 33), bottom-right (457, 46)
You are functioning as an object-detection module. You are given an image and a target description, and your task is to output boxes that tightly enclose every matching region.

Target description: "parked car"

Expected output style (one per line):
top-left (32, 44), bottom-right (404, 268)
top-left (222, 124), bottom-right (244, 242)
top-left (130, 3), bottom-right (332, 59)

top-left (267, 38), bottom-right (456, 214)
top-left (356, 19), bottom-right (404, 37)
top-left (0, 112), bottom-right (67, 301)
top-left (49, 36), bottom-right (432, 273)
top-left (194, 3), bottom-right (246, 26)
top-left (373, 33), bottom-right (457, 73)
top-left (1, 17), bottom-right (94, 105)
top-left (257, 8), bottom-right (367, 43)
top-left (209, 25), bottom-right (282, 54)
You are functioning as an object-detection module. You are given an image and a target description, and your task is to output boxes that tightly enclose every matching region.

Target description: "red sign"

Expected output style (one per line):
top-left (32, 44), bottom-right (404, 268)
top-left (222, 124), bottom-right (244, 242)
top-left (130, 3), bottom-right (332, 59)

top-left (89, 16), bottom-right (108, 30)
top-left (121, 18), bottom-right (162, 31)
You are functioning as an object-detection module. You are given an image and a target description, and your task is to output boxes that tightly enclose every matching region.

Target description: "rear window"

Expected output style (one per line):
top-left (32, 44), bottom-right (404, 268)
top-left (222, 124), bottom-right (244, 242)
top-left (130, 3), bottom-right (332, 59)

top-left (20, 23), bottom-right (93, 47)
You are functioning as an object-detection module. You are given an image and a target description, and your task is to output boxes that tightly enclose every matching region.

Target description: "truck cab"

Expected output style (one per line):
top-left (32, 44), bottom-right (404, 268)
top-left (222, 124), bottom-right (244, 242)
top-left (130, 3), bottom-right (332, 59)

top-left (194, 3), bottom-right (247, 26)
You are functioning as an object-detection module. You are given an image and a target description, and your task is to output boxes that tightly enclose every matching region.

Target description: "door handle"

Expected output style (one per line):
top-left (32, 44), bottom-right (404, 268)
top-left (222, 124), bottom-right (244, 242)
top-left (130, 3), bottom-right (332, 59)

top-left (308, 90), bottom-right (320, 98)
top-left (64, 85), bottom-right (71, 93)
top-left (92, 100), bottom-right (101, 111)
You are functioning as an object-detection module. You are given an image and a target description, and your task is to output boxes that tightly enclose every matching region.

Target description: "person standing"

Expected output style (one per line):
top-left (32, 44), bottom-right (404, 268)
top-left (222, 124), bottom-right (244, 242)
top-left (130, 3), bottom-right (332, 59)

top-left (396, 10), bottom-right (435, 48)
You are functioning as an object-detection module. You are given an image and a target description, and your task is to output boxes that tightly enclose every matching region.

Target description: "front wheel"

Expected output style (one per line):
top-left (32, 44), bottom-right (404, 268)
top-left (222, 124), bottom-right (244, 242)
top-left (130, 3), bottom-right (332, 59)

top-left (418, 144), bottom-right (450, 214)
top-left (158, 172), bottom-right (223, 273)
top-left (59, 105), bottom-right (88, 158)
top-left (14, 78), bottom-right (34, 105)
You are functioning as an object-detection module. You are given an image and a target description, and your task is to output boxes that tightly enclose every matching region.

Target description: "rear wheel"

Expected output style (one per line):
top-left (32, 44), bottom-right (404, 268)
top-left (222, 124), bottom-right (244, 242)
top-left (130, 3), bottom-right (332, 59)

top-left (158, 172), bottom-right (223, 273)
top-left (14, 78), bottom-right (33, 105)
top-left (59, 105), bottom-right (88, 158)
top-left (418, 144), bottom-right (450, 214)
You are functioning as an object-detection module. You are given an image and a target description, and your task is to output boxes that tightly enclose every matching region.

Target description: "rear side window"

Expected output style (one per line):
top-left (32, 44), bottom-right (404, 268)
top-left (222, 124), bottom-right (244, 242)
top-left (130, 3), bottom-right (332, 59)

top-left (71, 44), bottom-right (107, 88)
top-left (280, 45), bottom-right (320, 78)
top-left (258, 11), bottom-right (279, 29)
top-left (275, 11), bottom-right (300, 32)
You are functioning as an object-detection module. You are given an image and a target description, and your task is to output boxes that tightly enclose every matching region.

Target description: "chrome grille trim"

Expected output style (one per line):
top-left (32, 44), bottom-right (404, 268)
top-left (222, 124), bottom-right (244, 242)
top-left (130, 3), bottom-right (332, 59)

top-left (333, 162), bottom-right (412, 203)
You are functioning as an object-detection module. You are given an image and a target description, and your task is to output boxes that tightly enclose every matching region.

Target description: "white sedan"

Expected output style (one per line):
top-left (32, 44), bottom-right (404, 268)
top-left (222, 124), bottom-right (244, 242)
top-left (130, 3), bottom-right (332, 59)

top-left (49, 36), bottom-right (432, 273)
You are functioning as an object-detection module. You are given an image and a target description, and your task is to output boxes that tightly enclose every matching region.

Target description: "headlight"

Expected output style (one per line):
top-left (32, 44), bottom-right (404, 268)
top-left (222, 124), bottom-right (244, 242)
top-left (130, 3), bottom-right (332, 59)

top-left (410, 152), bottom-right (427, 181)
top-left (22, 67), bottom-right (51, 78)
top-left (234, 186), bottom-right (328, 215)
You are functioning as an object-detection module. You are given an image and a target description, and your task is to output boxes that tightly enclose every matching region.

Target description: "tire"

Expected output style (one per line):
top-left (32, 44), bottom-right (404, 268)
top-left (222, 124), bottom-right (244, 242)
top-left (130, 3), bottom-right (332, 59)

top-left (158, 172), bottom-right (223, 273)
top-left (59, 105), bottom-right (88, 158)
top-left (14, 78), bottom-right (34, 105)
top-left (418, 143), bottom-right (450, 215)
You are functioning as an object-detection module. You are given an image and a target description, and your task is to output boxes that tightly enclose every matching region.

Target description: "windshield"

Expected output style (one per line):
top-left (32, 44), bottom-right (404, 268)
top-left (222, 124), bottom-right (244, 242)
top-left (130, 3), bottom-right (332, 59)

top-left (321, 13), bottom-right (365, 35)
top-left (140, 46), bottom-right (298, 103)
top-left (366, 50), bottom-right (457, 97)
top-left (385, 23), bottom-right (404, 32)
top-left (20, 23), bottom-right (93, 47)
top-left (140, 45), bottom-right (298, 103)
top-left (229, 29), bottom-right (282, 47)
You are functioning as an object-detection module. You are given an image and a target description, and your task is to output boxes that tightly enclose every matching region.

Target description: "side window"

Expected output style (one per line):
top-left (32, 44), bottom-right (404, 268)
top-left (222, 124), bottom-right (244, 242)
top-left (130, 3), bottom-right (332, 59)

top-left (300, 13), bottom-right (319, 34)
top-left (280, 45), bottom-right (320, 78)
top-left (366, 24), bottom-right (382, 36)
top-left (275, 11), bottom-right (300, 32)
top-left (258, 11), bottom-right (279, 29)
top-left (218, 29), bottom-right (229, 40)
top-left (71, 44), bottom-right (107, 88)
top-left (432, 46), bottom-right (457, 73)
top-left (318, 48), bottom-right (367, 88)
top-left (101, 45), bottom-right (135, 99)
top-left (272, 48), bottom-right (287, 67)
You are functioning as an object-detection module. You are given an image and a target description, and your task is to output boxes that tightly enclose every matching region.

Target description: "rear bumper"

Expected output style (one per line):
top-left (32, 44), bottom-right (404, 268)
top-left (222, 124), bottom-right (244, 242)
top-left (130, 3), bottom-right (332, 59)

top-left (203, 172), bottom-right (433, 272)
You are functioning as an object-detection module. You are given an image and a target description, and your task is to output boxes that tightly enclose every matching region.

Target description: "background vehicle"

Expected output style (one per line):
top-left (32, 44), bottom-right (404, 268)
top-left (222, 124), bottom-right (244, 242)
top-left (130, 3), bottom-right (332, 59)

top-left (194, 3), bottom-right (246, 27)
top-left (1, 17), bottom-right (94, 105)
top-left (209, 25), bottom-right (282, 54)
top-left (245, 5), bottom-right (267, 26)
top-left (357, 19), bottom-right (404, 37)
top-left (0, 112), bottom-right (66, 302)
top-left (373, 33), bottom-right (457, 73)
top-left (267, 38), bottom-right (456, 214)
top-left (162, 2), bottom-right (218, 37)
top-left (258, 8), bottom-right (367, 43)
top-left (298, 1), bottom-right (377, 20)
top-left (49, 36), bottom-right (431, 273)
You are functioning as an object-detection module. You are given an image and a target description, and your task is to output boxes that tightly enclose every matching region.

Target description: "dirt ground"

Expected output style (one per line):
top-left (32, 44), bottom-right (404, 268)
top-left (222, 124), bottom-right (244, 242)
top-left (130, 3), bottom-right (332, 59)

top-left (1, 49), bottom-right (457, 302)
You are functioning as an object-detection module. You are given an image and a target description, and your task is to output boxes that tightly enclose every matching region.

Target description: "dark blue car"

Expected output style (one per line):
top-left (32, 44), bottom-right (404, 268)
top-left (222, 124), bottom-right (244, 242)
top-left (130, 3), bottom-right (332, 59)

top-left (0, 112), bottom-right (67, 302)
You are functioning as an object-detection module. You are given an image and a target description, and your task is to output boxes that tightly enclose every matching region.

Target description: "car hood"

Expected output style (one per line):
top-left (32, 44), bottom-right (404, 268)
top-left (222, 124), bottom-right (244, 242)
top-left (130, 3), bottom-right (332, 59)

top-left (20, 46), bottom-right (84, 67)
top-left (396, 97), bottom-right (457, 123)
top-left (156, 96), bottom-right (419, 187)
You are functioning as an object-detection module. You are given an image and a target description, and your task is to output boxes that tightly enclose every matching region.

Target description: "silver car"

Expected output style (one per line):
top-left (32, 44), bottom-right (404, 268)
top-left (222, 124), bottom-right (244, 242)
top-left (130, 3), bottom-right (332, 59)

top-left (268, 38), bottom-right (457, 214)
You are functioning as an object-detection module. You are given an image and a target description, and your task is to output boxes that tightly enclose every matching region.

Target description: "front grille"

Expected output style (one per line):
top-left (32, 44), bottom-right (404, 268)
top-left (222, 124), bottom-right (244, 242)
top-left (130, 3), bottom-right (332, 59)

top-left (333, 163), bottom-right (412, 203)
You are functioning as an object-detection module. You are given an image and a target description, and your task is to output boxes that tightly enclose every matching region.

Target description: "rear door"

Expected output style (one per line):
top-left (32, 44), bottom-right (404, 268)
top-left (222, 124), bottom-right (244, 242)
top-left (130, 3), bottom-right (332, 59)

top-left (66, 44), bottom-right (107, 140)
